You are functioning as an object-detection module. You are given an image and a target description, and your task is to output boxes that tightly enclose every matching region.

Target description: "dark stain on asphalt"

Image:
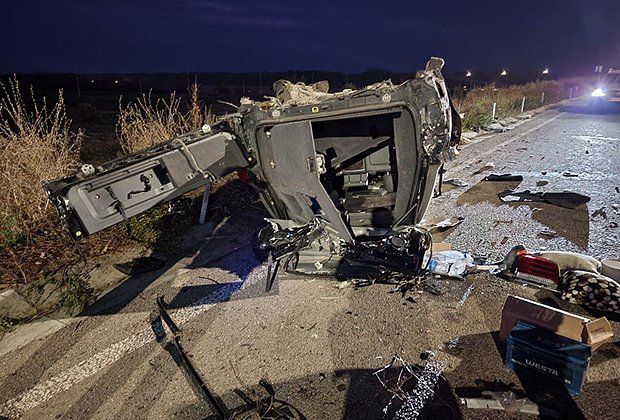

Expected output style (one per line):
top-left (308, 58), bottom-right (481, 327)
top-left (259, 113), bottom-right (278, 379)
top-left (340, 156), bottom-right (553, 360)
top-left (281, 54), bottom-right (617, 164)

top-left (457, 180), bottom-right (590, 249)
top-left (456, 181), bottom-right (522, 207)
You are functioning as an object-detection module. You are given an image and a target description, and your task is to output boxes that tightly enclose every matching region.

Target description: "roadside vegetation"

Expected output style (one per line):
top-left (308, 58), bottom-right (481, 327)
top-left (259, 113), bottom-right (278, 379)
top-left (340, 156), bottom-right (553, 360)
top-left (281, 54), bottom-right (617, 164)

top-left (0, 78), bottom-right (214, 315)
top-left (0, 76), bottom-right (82, 249)
top-left (118, 83), bottom-right (213, 154)
top-left (0, 74), bottom-right (588, 316)
top-left (454, 78), bottom-right (591, 130)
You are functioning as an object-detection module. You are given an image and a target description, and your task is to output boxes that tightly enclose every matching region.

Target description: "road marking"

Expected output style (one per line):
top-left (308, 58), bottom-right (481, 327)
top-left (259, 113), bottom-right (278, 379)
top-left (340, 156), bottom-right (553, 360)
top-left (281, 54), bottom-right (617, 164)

top-left (0, 264), bottom-right (266, 418)
top-left (449, 112), bottom-right (564, 174)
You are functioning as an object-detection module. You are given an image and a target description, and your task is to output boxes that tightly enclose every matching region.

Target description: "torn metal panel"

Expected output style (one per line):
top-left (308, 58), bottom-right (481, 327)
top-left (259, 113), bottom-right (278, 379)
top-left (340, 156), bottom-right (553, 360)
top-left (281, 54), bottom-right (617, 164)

top-left (45, 57), bottom-right (460, 277)
top-left (44, 131), bottom-right (248, 238)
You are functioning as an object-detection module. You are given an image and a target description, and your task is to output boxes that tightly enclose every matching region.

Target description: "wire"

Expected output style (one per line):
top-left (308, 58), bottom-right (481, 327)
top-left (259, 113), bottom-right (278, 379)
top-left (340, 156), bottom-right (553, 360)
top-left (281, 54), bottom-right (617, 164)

top-left (381, 203), bottom-right (418, 239)
top-left (171, 138), bottom-right (216, 182)
top-left (68, 230), bottom-right (88, 274)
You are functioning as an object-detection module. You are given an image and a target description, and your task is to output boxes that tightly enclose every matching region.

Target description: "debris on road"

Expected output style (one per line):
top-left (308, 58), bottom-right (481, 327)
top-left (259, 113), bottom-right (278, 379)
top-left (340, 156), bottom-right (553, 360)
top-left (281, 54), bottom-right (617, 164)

top-left (499, 295), bottom-right (613, 351)
top-left (592, 207), bottom-right (607, 219)
top-left (425, 250), bottom-right (473, 277)
top-left (419, 217), bottom-right (465, 233)
top-left (497, 190), bottom-right (590, 209)
top-left (113, 256), bottom-right (166, 275)
top-left (259, 218), bottom-right (432, 282)
top-left (374, 352), bottom-right (446, 419)
top-left (497, 246), bottom-right (561, 290)
top-left (538, 228), bottom-right (557, 238)
top-left (460, 391), bottom-right (557, 417)
top-left (562, 171), bottom-right (579, 177)
top-left (602, 258), bottom-right (620, 281)
top-left (443, 178), bottom-right (469, 187)
top-left (495, 247), bottom-right (620, 314)
top-left (154, 296), bottom-right (229, 418)
top-left (472, 161), bottom-right (495, 174)
top-left (154, 296), bottom-right (304, 419)
top-left (457, 284), bottom-right (475, 307)
top-left (533, 250), bottom-right (601, 274)
top-left (431, 242), bottom-right (452, 252)
top-left (562, 270), bottom-right (620, 314)
top-left (505, 321), bottom-right (592, 396)
top-left (483, 174), bottom-right (524, 182)
top-left (445, 336), bottom-right (462, 350)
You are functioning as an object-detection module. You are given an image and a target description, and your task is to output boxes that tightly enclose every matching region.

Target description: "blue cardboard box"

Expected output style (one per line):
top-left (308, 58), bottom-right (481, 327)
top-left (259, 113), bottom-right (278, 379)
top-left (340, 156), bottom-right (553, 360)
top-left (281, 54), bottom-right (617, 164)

top-left (505, 321), bottom-right (592, 396)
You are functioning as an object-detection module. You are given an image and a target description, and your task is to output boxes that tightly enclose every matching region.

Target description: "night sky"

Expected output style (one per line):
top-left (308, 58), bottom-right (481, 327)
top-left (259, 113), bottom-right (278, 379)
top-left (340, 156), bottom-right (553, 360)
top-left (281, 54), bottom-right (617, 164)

top-left (2, 0), bottom-right (618, 75)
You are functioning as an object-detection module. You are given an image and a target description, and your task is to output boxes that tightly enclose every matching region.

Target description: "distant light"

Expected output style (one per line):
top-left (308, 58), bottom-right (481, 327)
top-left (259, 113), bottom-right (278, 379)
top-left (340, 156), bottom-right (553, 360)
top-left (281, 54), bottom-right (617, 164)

top-left (591, 88), bottom-right (606, 97)
top-left (466, 71), bottom-right (472, 77)
top-left (91, 79), bottom-right (95, 83)
top-left (500, 70), bottom-right (507, 76)
top-left (114, 80), bottom-right (119, 84)
top-left (542, 68), bottom-right (549, 75)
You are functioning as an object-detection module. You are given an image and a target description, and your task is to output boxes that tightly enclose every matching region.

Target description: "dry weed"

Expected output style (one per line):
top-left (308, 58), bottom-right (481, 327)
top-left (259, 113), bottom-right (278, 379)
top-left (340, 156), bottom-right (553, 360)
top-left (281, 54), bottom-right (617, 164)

top-left (116, 91), bottom-right (190, 154)
top-left (117, 82), bottom-right (213, 154)
top-left (0, 76), bottom-right (82, 248)
top-left (455, 78), bottom-right (591, 130)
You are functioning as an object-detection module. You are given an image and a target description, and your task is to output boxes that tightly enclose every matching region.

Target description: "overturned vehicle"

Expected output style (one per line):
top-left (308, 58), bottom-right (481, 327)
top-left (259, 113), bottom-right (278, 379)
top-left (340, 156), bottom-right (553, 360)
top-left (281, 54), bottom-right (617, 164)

top-left (45, 57), bottom-right (461, 280)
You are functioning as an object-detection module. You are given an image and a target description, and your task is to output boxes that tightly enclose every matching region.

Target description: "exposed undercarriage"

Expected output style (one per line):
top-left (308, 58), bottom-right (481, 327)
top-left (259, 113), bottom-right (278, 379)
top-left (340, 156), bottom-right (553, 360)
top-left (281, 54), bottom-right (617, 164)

top-left (44, 57), bottom-right (461, 279)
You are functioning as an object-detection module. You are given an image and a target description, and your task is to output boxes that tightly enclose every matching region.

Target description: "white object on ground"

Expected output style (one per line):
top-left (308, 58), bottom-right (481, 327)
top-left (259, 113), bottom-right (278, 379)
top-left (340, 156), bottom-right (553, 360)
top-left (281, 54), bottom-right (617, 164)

top-left (425, 251), bottom-right (474, 276)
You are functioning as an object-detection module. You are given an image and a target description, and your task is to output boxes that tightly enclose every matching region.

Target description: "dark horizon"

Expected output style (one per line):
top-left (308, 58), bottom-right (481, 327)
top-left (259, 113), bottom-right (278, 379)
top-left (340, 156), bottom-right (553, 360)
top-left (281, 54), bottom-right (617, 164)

top-left (2, 0), bottom-right (619, 76)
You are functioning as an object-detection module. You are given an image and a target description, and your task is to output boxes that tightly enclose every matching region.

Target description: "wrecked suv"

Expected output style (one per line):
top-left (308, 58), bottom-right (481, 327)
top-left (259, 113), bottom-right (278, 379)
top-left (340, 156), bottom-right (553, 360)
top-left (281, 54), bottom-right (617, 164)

top-left (45, 57), bottom-right (461, 279)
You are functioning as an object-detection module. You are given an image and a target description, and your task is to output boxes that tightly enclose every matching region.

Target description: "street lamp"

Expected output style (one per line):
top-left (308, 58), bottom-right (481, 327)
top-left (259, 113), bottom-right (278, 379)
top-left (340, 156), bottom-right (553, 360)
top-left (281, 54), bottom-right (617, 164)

top-left (466, 71), bottom-right (472, 77)
top-left (542, 68), bottom-right (549, 75)
top-left (500, 70), bottom-right (507, 76)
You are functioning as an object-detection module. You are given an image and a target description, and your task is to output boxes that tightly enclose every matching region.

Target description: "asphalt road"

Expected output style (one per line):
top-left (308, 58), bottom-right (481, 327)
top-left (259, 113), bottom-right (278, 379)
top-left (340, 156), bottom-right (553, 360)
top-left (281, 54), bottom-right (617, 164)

top-left (1, 100), bottom-right (619, 420)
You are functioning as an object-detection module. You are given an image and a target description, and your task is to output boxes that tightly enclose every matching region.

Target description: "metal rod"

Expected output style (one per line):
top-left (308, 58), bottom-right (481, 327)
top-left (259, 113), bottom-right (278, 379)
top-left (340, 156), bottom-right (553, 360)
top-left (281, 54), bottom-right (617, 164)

top-left (156, 296), bottom-right (230, 419)
top-left (199, 182), bottom-right (211, 225)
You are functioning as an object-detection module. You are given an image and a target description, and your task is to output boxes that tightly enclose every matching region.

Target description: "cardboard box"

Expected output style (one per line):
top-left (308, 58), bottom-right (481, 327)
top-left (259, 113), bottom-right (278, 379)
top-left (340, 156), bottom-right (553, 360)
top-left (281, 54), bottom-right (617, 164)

top-left (432, 242), bottom-right (451, 252)
top-left (499, 295), bottom-right (614, 351)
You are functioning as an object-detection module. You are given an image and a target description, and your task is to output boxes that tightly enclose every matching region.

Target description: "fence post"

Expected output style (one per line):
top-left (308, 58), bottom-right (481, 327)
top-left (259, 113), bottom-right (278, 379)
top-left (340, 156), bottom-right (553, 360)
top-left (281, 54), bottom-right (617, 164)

top-left (541, 92), bottom-right (545, 104)
top-left (75, 74), bottom-right (81, 99)
top-left (492, 102), bottom-right (496, 120)
top-left (521, 97), bottom-right (526, 113)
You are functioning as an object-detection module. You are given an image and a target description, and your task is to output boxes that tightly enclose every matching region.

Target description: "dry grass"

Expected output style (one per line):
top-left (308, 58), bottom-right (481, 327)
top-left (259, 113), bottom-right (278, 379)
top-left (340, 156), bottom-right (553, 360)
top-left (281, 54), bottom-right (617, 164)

top-left (0, 76), bottom-right (82, 249)
top-left (117, 82), bottom-right (214, 154)
top-left (455, 78), bottom-right (591, 130)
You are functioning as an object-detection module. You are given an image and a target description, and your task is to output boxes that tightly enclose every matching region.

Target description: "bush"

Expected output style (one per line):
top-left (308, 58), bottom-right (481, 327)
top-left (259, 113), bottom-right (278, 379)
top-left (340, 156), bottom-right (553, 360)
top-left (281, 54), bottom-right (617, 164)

top-left (455, 78), bottom-right (592, 130)
top-left (117, 83), bottom-right (213, 154)
top-left (0, 76), bottom-right (82, 248)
